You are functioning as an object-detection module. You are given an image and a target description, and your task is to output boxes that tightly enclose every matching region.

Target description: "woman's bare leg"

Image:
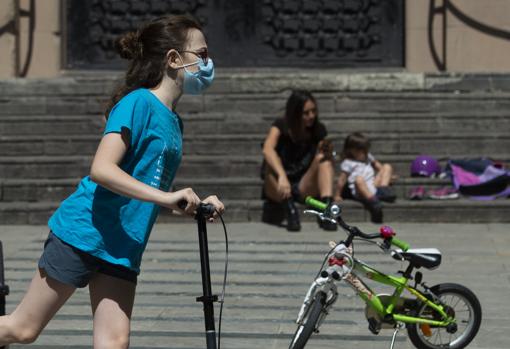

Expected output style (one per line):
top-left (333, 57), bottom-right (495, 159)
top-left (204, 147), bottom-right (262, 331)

top-left (0, 269), bottom-right (75, 345)
top-left (263, 169), bottom-right (284, 203)
top-left (374, 164), bottom-right (393, 187)
top-left (89, 273), bottom-right (136, 349)
top-left (299, 154), bottom-right (334, 199)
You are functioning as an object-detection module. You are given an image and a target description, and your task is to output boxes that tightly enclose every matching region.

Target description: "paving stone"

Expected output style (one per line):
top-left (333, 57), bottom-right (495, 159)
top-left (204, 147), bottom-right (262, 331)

top-left (0, 222), bottom-right (508, 348)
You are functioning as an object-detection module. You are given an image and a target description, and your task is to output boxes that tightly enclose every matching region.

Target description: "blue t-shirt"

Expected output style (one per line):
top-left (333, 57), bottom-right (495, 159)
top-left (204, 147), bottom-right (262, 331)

top-left (48, 88), bottom-right (183, 273)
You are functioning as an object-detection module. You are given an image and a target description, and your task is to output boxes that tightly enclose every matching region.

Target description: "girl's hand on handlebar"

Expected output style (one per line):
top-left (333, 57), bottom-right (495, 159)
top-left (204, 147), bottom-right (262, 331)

top-left (202, 195), bottom-right (225, 222)
top-left (165, 188), bottom-right (201, 216)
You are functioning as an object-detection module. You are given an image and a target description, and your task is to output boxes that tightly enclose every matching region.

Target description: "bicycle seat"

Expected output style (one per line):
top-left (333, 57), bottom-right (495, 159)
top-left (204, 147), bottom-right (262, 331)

top-left (394, 248), bottom-right (442, 269)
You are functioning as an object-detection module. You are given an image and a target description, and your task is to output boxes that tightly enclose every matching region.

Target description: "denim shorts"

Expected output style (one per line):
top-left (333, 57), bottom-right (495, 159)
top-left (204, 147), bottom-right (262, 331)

top-left (38, 231), bottom-right (137, 288)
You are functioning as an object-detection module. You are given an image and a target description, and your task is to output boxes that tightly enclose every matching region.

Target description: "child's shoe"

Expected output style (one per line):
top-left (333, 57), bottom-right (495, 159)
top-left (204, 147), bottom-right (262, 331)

top-left (408, 186), bottom-right (426, 200)
top-left (376, 186), bottom-right (396, 203)
top-left (363, 198), bottom-right (383, 224)
top-left (427, 187), bottom-right (459, 200)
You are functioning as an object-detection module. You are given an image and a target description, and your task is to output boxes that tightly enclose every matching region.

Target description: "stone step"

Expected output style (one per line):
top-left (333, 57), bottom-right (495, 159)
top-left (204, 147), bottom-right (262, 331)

top-left (0, 154), bottom-right (507, 180)
top-left (2, 91), bottom-right (510, 116)
top-left (173, 177), bottom-right (453, 200)
top-left (3, 76), bottom-right (510, 98)
top-left (1, 132), bottom-right (508, 156)
top-left (3, 110), bottom-right (509, 120)
top-left (0, 177), bottom-right (453, 203)
top-left (0, 155), bottom-right (260, 179)
top-left (158, 198), bottom-right (510, 224)
top-left (2, 72), bottom-right (510, 97)
top-left (0, 115), bottom-right (104, 135)
top-left (2, 111), bottom-right (510, 136)
top-left (181, 133), bottom-right (510, 156)
top-left (0, 156), bottom-right (93, 179)
top-left (183, 112), bottom-right (510, 135)
top-left (130, 153), bottom-right (510, 180)
top-left (1, 198), bottom-right (509, 224)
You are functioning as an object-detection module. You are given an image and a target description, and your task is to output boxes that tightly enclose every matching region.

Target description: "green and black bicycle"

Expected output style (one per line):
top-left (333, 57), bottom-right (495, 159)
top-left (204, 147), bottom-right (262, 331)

top-left (289, 197), bottom-right (481, 349)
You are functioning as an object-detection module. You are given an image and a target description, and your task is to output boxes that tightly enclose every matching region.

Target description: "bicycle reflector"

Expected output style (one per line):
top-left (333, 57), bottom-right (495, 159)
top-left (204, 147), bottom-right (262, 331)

top-left (328, 255), bottom-right (346, 267)
top-left (420, 323), bottom-right (433, 337)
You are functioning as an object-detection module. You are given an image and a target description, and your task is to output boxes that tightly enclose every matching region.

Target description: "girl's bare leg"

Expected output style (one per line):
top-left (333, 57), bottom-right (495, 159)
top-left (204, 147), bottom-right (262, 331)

top-left (0, 269), bottom-right (75, 345)
top-left (354, 176), bottom-right (376, 200)
top-left (374, 164), bottom-right (393, 187)
top-left (89, 273), bottom-right (136, 349)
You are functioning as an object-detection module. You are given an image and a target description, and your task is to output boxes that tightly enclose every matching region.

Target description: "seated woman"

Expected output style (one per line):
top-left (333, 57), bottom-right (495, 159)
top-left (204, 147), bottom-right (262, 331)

top-left (261, 90), bottom-right (336, 232)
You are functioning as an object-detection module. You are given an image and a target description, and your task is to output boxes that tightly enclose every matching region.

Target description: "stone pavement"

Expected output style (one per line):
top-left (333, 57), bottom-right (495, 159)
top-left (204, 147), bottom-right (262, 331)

top-left (1, 220), bottom-right (509, 349)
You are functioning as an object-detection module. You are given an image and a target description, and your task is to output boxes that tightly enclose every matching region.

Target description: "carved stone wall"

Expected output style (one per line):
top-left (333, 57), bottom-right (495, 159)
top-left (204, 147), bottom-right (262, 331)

top-left (66, 0), bottom-right (403, 69)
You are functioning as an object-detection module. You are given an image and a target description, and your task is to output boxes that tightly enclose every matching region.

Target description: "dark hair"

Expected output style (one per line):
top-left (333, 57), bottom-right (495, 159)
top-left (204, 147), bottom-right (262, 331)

top-left (284, 90), bottom-right (320, 141)
top-left (105, 14), bottom-right (202, 118)
top-left (342, 132), bottom-right (370, 159)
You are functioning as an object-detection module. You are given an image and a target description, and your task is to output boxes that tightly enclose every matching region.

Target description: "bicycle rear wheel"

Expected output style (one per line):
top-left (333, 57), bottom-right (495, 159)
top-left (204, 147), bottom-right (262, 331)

top-left (407, 283), bottom-right (482, 349)
top-left (289, 291), bottom-right (327, 349)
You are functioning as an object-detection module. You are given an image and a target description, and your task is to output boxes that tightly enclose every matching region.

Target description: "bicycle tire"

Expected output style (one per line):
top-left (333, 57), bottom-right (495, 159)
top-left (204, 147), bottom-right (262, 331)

top-left (289, 291), bottom-right (327, 349)
top-left (407, 283), bottom-right (481, 349)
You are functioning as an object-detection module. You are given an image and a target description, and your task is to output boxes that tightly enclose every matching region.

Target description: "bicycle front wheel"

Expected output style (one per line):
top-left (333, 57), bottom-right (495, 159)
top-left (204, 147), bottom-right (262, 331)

top-left (407, 283), bottom-right (482, 349)
top-left (289, 291), bottom-right (327, 349)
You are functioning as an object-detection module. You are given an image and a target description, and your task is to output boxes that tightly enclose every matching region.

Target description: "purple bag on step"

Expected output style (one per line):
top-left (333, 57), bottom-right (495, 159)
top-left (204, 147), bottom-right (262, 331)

top-left (448, 158), bottom-right (510, 200)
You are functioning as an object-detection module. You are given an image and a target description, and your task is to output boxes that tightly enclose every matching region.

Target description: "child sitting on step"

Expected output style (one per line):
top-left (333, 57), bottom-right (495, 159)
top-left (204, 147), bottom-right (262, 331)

top-left (334, 132), bottom-right (396, 223)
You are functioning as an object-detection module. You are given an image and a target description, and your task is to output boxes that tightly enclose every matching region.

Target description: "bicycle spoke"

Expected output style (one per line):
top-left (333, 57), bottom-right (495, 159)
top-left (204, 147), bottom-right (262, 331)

top-left (431, 328), bottom-right (440, 345)
top-left (438, 328), bottom-right (444, 344)
top-left (452, 296), bottom-right (462, 309)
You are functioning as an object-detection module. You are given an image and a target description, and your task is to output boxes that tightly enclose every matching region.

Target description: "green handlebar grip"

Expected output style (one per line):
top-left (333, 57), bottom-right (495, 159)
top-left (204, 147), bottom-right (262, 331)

top-left (391, 238), bottom-right (410, 252)
top-left (305, 196), bottom-right (328, 211)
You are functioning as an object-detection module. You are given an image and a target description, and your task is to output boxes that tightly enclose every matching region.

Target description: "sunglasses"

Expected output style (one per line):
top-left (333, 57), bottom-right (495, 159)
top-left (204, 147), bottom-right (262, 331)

top-left (181, 49), bottom-right (209, 64)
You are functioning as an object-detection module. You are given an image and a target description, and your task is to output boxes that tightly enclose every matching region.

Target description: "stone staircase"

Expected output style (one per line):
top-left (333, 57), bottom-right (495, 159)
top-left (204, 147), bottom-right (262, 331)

top-left (0, 72), bottom-right (509, 224)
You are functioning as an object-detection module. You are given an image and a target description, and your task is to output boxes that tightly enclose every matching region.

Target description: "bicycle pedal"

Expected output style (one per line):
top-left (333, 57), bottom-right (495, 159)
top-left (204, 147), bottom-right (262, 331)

top-left (367, 318), bottom-right (381, 335)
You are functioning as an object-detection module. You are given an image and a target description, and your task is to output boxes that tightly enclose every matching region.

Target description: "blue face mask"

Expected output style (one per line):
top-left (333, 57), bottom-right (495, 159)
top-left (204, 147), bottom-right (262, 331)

top-left (181, 58), bottom-right (215, 95)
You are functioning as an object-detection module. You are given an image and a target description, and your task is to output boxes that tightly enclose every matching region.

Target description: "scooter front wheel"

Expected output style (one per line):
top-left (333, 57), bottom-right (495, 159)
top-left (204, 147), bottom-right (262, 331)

top-left (289, 291), bottom-right (327, 349)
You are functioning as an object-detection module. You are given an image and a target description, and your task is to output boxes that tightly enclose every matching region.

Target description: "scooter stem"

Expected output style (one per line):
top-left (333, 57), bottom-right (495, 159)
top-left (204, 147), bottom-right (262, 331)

top-left (195, 207), bottom-right (218, 349)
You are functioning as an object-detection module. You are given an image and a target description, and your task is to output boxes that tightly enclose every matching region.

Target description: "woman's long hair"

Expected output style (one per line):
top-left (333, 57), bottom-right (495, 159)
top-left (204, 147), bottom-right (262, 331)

top-left (104, 14), bottom-right (202, 118)
top-left (284, 90), bottom-right (320, 142)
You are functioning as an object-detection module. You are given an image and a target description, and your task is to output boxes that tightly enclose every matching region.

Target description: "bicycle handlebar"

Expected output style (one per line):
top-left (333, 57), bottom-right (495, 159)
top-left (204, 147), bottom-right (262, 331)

top-left (177, 200), bottom-right (216, 217)
top-left (305, 196), bottom-right (410, 251)
top-left (306, 197), bottom-right (328, 211)
top-left (390, 237), bottom-right (410, 251)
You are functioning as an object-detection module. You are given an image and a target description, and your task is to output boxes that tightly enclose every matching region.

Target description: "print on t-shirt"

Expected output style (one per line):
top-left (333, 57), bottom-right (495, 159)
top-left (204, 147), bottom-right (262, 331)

top-left (151, 142), bottom-right (173, 190)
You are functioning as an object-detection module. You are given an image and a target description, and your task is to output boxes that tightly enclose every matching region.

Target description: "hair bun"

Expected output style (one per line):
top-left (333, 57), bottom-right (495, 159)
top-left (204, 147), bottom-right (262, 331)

top-left (116, 31), bottom-right (143, 60)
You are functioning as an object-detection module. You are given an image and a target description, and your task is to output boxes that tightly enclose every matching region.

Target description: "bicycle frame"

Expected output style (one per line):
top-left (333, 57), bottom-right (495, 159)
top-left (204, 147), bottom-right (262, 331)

top-left (349, 257), bottom-right (454, 328)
